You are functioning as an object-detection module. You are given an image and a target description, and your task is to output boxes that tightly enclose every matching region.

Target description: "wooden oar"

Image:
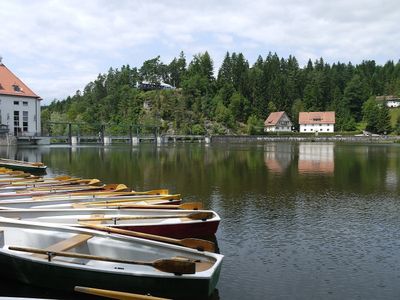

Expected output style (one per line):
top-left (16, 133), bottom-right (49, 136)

top-left (78, 211), bottom-right (214, 222)
top-left (81, 223), bottom-right (216, 252)
top-left (74, 286), bottom-right (171, 300)
top-left (73, 189), bottom-right (169, 197)
top-left (73, 202), bottom-right (203, 210)
top-left (8, 246), bottom-right (195, 274)
top-left (27, 184), bottom-right (104, 192)
top-left (77, 195), bottom-right (181, 206)
top-left (10, 178), bottom-right (93, 187)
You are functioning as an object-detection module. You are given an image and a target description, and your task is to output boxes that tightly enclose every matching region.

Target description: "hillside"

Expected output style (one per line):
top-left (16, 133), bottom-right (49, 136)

top-left (42, 52), bottom-right (400, 135)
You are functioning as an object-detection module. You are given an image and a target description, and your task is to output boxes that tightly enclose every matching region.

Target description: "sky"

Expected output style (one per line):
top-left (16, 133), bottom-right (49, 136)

top-left (0, 0), bottom-right (399, 104)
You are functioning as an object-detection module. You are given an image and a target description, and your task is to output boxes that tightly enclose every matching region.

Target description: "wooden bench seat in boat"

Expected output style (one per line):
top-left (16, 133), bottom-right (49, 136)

top-left (33, 233), bottom-right (93, 259)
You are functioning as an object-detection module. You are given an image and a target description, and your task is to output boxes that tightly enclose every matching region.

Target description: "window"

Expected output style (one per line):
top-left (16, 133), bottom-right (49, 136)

top-left (22, 111), bottom-right (28, 132)
top-left (13, 101), bottom-right (19, 105)
top-left (23, 101), bottom-right (28, 106)
top-left (12, 85), bottom-right (21, 92)
top-left (13, 111), bottom-right (19, 136)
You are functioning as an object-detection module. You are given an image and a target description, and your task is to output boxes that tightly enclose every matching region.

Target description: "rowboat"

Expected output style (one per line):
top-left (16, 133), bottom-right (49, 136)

top-left (0, 197), bottom-right (181, 210)
top-left (0, 158), bottom-right (47, 173)
top-left (0, 178), bottom-right (101, 192)
top-left (0, 208), bottom-right (220, 238)
top-left (0, 218), bottom-right (223, 298)
top-left (0, 183), bottom-right (128, 200)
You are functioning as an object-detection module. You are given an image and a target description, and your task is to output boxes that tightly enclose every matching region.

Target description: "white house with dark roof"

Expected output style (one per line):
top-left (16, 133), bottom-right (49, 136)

top-left (264, 111), bottom-right (293, 132)
top-left (299, 112), bottom-right (335, 133)
top-left (0, 58), bottom-right (41, 136)
top-left (375, 95), bottom-right (400, 108)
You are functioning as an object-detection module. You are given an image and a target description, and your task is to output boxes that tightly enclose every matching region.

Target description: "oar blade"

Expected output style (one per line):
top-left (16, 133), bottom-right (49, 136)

top-left (187, 212), bottom-right (214, 220)
top-left (179, 202), bottom-right (203, 210)
top-left (181, 238), bottom-right (216, 252)
top-left (154, 258), bottom-right (196, 275)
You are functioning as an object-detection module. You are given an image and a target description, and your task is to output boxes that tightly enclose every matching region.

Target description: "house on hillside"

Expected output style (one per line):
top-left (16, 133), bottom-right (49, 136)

top-left (138, 81), bottom-right (176, 91)
top-left (375, 95), bottom-right (400, 108)
top-left (299, 111), bottom-right (335, 133)
top-left (0, 58), bottom-right (41, 136)
top-left (264, 111), bottom-right (293, 132)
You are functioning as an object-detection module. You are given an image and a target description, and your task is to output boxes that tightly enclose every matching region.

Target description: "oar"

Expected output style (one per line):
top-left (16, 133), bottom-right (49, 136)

top-left (9, 246), bottom-right (195, 274)
top-left (61, 183), bottom-right (126, 193)
top-left (73, 202), bottom-right (203, 210)
top-left (80, 223), bottom-right (216, 252)
top-left (73, 189), bottom-right (169, 197)
top-left (77, 194), bottom-right (181, 206)
top-left (74, 286), bottom-right (171, 300)
top-left (30, 184), bottom-right (130, 200)
top-left (78, 211), bottom-right (214, 222)
top-left (27, 184), bottom-right (104, 192)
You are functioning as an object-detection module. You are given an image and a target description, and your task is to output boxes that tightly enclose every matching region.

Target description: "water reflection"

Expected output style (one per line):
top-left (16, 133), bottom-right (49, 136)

top-left (298, 142), bottom-right (334, 175)
top-left (264, 143), bottom-right (294, 174)
top-left (1, 143), bottom-right (400, 299)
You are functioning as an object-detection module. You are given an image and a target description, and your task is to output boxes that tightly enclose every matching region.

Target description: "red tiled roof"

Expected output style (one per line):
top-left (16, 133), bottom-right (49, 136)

top-left (0, 63), bottom-right (41, 99)
top-left (264, 111), bottom-right (285, 126)
top-left (299, 112), bottom-right (335, 124)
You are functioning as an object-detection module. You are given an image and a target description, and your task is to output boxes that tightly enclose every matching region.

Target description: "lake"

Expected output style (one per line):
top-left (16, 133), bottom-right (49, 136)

top-left (0, 142), bottom-right (400, 299)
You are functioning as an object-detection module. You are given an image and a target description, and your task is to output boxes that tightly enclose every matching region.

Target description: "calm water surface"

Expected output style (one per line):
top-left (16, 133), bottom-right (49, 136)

top-left (0, 142), bottom-right (400, 300)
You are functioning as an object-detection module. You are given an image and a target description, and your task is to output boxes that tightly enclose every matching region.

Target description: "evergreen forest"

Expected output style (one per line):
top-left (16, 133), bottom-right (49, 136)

top-left (42, 52), bottom-right (400, 136)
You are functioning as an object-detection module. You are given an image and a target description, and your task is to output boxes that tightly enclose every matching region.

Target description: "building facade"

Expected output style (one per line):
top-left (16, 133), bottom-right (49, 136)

top-left (264, 111), bottom-right (293, 132)
top-left (375, 95), bottom-right (400, 108)
top-left (0, 60), bottom-right (41, 136)
top-left (299, 111), bottom-right (335, 133)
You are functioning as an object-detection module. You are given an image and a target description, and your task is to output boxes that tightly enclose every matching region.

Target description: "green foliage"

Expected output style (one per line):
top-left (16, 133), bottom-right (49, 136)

top-left (362, 97), bottom-right (392, 134)
top-left (191, 124), bottom-right (206, 135)
top-left (246, 114), bottom-right (264, 135)
top-left (41, 52), bottom-right (400, 135)
top-left (395, 115), bottom-right (400, 134)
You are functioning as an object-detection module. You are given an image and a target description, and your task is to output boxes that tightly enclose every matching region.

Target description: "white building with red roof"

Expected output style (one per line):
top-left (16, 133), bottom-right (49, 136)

top-left (264, 111), bottom-right (293, 132)
top-left (299, 111), bottom-right (335, 133)
top-left (0, 58), bottom-right (41, 136)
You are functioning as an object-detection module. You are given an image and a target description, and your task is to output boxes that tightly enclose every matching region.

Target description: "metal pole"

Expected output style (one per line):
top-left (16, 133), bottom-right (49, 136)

top-left (68, 123), bottom-right (72, 144)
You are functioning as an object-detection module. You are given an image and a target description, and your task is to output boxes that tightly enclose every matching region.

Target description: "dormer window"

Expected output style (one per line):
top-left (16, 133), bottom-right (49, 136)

top-left (12, 84), bottom-right (21, 92)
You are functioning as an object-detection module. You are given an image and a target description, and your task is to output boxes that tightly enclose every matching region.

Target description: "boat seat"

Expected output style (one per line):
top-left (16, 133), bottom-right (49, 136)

top-left (32, 233), bottom-right (93, 259)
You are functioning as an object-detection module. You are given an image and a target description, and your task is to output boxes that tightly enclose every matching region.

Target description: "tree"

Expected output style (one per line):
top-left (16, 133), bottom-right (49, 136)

top-left (362, 97), bottom-right (380, 132)
top-left (246, 114), bottom-right (264, 135)
top-left (343, 75), bottom-right (370, 122)
top-left (377, 105), bottom-right (392, 134)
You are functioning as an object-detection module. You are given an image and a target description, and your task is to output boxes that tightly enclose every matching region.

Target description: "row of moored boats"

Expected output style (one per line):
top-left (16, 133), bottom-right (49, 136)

top-left (0, 162), bottom-right (223, 299)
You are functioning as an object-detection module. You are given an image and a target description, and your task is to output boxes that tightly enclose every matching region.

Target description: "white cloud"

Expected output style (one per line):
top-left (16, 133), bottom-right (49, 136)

top-left (0, 0), bottom-right (399, 103)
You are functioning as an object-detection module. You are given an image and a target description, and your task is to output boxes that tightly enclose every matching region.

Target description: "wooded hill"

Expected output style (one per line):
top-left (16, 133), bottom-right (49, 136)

top-left (42, 52), bottom-right (400, 135)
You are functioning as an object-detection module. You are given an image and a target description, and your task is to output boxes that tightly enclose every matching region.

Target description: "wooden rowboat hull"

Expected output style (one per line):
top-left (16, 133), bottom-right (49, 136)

top-left (117, 221), bottom-right (219, 239)
top-left (0, 252), bottom-right (221, 299)
top-left (0, 162), bottom-right (47, 173)
top-left (0, 219), bottom-right (223, 299)
top-left (0, 209), bottom-right (219, 238)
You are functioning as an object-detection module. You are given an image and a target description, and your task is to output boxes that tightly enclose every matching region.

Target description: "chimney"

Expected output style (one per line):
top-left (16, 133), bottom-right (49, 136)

top-left (0, 56), bottom-right (2, 65)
